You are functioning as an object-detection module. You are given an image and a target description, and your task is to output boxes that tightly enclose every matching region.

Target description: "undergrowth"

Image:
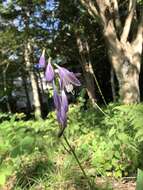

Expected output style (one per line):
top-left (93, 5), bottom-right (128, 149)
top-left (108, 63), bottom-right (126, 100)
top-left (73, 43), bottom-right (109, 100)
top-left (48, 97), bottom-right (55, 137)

top-left (0, 102), bottom-right (143, 189)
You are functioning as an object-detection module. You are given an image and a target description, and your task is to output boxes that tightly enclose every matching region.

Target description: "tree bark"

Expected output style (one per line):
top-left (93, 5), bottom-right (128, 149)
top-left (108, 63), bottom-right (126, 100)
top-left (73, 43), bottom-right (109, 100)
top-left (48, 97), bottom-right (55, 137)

top-left (21, 72), bottom-right (32, 113)
top-left (108, 44), bottom-right (141, 104)
top-left (76, 34), bottom-right (97, 105)
top-left (110, 66), bottom-right (116, 102)
top-left (80, 0), bottom-right (143, 104)
top-left (24, 41), bottom-right (42, 119)
top-left (3, 64), bottom-right (12, 113)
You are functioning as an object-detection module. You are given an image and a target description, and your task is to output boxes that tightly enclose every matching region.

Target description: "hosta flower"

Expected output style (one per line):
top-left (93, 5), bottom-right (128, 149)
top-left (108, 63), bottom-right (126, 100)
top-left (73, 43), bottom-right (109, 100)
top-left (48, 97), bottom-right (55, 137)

top-left (61, 89), bottom-right (68, 112)
top-left (56, 107), bottom-right (67, 128)
top-left (52, 66), bottom-right (80, 137)
top-left (53, 83), bottom-right (61, 111)
top-left (57, 66), bottom-right (81, 92)
top-left (53, 82), bottom-right (68, 136)
top-left (38, 49), bottom-right (46, 68)
top-left (55, 90), bottom-right (68, 126)
top-left (35, 52), bottom-right (81, 136)
top-left (45, 58), bottom-right (55, 82)
top-left (57, 90), bottom-right (68, 137)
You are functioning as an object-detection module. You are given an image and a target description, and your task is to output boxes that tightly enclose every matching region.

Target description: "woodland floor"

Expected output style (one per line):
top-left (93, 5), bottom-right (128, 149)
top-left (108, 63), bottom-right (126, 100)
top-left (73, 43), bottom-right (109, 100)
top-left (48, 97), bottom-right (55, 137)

top-left (96, 177), bottom-right (136, 190)
top-left (2, 177), bottom-right (136, 190)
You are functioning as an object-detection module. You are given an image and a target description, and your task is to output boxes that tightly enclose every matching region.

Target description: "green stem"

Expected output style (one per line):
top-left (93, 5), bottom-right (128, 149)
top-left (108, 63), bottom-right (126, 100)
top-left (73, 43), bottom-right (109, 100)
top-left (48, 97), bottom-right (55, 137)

top-left (93, 101), bottom-right (108, 116)
top-left (92, 72), bottom-right (107, 107)
top-left (63, 134), bottom-right (93, 189)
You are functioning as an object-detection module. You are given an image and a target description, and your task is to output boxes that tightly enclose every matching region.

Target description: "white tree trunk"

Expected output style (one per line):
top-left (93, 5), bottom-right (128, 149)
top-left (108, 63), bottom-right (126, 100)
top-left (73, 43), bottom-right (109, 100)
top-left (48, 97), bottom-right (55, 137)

top-left (80, 0), bottom-right (143, 104)
top-left (25, 41), bottom-right (41, 119)
top-left (109, 44), bottom-right (141, 104)
top-left (76, 35), bottom-right (97, 105)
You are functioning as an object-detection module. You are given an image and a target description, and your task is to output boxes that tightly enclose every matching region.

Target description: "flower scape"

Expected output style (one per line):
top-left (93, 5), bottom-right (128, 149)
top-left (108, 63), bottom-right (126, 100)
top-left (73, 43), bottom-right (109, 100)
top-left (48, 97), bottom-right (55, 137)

top-left (36, 50), bottom-right (81, 137)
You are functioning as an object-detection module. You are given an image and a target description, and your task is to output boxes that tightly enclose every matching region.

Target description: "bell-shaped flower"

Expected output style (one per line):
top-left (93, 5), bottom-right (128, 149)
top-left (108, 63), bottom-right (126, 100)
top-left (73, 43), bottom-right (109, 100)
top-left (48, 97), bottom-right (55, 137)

top-left (38, 49), bottom-right (46, 68)
top-left (53, 82), bottom-right (68, 125)
top-left (57, 89), bottom-right (68, 135)
top-left (57, 66), bottom-right (81, 91)
top-left (61, 89), bottom-right (68, 113)
top-left (45, 58), bottom-right (55, 82)
top-left (53, 83), bottom-right (68, 136)
top-left (56, 90), bottom-right (68, 125)
top-left (34, 49), bottom-right (46, 69)
top-left (56, 107), bottom-right (67, 128)
top-left (56, 90), bottom-right (68, 137)
top-left (53, 82), bottom-right (61, 111)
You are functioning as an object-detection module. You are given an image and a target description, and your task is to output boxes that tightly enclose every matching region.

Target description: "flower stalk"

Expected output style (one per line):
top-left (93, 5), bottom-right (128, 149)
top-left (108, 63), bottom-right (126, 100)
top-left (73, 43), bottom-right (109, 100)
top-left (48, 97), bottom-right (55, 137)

top-left (63, 134), bottom-right (93, 189)
top-left (36, 50), bottom-right (101, 189)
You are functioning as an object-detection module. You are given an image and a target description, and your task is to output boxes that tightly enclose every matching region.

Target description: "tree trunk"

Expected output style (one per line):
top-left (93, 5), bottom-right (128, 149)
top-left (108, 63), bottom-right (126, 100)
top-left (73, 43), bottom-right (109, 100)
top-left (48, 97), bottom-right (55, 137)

top-left (110, 66), bottom-right (116, 102)
top-left (80, 0), bottom-right (143, 104)
top-left (3, 65), bottom-right (11, 113)
top-left (81, 60), bottom-right (97, 105)
top-left (21, 72), bottom-right (32, 113)
top-left (24, 41), bottom-right (42, 119)
top-left (108, 43), bottom-right (141, 104)
top-left (102, 4), bottom-right (142, 104)
top-left (76, 35), bottom-right (97, 105)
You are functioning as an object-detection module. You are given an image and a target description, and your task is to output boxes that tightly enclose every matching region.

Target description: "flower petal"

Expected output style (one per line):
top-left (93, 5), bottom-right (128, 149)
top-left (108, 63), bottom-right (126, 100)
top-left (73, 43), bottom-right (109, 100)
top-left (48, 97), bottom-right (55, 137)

top-left (45, 62), bottom-right (55, 82)
top-left (61, 90), bottom-right (68, 112)
top-left (39, 55), bottom-right (46, 68)
top-left (67, 71), bottom-right (81, 86)
top-left (56, 107), bottom-right (67, 127)
top-left (53, 85), bottom-right (61, 110)
top-left (39, 49), bottom-right (46, 68)
top-left (54, 88), bottom-right (68, 128)
top-left (57, 66), bottom-right (81, 90)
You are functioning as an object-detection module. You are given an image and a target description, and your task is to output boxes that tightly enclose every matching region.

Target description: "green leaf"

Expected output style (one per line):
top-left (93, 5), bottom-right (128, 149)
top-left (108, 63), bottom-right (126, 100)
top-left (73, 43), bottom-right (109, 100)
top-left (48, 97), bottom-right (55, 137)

top-left (118, 133), bottom-right (128, 143)
top-left (136, 169), bottom-right (143, 190)
top-left (109, 127), bottom-right (116, 137)
top-left (0, 164), bottom-right (13, 185)
top-left (11, 146), bottom-right (21, 157)
top-left (21, 136), bottom-right (35, 149)
top-left (114, 170), bottom-right (122, 178)
top-left (0, 174), bottom-right (6, 185)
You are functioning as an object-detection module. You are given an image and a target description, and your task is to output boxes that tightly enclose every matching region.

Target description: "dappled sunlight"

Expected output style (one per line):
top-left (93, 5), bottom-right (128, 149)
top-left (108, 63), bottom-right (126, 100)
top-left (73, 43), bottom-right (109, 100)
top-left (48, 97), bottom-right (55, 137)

top-left (0, 0), bottom-right (143, 189)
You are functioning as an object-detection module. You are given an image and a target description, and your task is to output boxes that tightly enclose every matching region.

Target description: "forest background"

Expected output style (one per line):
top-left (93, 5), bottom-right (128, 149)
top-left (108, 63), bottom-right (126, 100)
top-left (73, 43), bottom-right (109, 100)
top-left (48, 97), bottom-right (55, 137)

top-left (0, 0), bottom-right (143, 189)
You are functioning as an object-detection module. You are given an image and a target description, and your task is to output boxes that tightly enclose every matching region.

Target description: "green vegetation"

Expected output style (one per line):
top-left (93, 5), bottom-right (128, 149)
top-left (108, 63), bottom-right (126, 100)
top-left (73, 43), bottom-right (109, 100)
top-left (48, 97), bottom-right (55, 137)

top-left (0, 0), bottom-right (143, 189)
top-left (136, 169), bottom-right (143, 190)
top-left (1, 102), bottom-right (143, 189)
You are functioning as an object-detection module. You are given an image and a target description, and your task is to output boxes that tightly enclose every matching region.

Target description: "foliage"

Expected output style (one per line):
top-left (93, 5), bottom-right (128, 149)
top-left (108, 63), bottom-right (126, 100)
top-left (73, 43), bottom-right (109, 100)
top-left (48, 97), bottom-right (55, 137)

top-left (0, 112), bottom-right (58, 187)
top-left (0, 0), bottom-right (143, 189)
top-left (67, 103), bottom-right (143, 178)
top-left (0, 103), bottom-right (143, 189)
top-left (136, 169), bottom-right (143, 190)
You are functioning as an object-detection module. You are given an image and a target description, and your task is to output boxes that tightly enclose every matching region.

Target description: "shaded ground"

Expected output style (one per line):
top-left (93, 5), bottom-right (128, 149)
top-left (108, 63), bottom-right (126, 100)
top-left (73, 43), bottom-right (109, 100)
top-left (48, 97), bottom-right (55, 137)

top-left (96, 177), bottom-right (136, 190)
top-left (2, 177), bottom-right (136, 190)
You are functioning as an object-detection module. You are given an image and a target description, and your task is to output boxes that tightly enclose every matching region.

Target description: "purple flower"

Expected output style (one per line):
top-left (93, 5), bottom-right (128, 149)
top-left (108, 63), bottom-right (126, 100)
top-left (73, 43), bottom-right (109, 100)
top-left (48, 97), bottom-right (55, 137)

top-left (57, 89), bottom-right (68, 136)
top-left (61, 90), bottom-right (68, 112)
top-left (56, 107), bottom-right (67, 128)
top-left (38, 49), bottom-right (46, 68)
top-left (53, 81), bottom-right (68, 136)
top-left (55, 89), bottom-right (68, 127)
top-left (56, 91), bottom-right (68, 137)
top-left (53, 83), bottom-right (61, 111)
top-left (45, 58), bottom-right (55, 82)
top-left (51, 65), bottom-right (81, 137)
top-left (57, 66), bottom-right (81, 91)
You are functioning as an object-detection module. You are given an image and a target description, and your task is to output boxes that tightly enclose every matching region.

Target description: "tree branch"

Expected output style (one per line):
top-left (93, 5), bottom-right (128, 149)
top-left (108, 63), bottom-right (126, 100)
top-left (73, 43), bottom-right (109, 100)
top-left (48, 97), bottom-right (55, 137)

top-left (132, 5), bottom-right (143, 54)
top-left (95, 0), bottom-right (120, 44)
top-left (79, 0), bottom-right (99, 18)
top-left (121, 0), bottom-right (136, 42)
top-left (80, 0), bottom-right (121, 52)
top-left (111, 0), bottom-right (122, 33)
